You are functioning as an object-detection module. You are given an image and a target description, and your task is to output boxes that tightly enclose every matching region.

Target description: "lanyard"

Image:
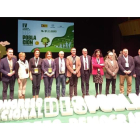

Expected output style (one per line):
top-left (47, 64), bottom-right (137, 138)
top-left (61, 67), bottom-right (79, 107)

top-left (34, 57), bottom-right (39, 67)
top-left (7, 58), bottom-right (13, 69)
top-left (123, 56), bottom-right (128, 63)
top-left (96, 58), bottom-right (100, 64)
top-left (48, 59), bottom-right (52, 67)
top-left (72, 56), bottom-right (76, 64)
top-left (60, 58), bottom-right (63, 67)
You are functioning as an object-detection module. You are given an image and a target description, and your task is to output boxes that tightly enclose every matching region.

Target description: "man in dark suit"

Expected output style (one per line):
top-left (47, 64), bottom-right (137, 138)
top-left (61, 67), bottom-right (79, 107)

top-left (118, 48), bottom-right (134, 96)
top-left (133, 49), bottom-right (140, 95)
top-left (80, 48), bottom-right (92, 98)
top-left (55, 51), bottom-right (67, 100)
top-left (0, 48), bottom-right (17, 100)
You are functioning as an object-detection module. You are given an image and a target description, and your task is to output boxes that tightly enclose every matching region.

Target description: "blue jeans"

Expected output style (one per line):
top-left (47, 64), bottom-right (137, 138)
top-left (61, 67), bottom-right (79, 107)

top-left (56, 74), bottom-right (66, 97)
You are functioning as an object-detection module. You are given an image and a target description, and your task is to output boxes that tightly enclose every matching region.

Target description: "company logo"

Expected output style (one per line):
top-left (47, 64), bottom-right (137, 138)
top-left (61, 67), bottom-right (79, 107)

top-left (22, 23), bottom-right (27, 28)
top-left (58, 25), bottom-right (63, 28)
top-left (50, 24), bottom-right (55, 28)
top-left (41, 24), bottom-right (48, 27)
top-left (22, 23), bottom-right (30, 31)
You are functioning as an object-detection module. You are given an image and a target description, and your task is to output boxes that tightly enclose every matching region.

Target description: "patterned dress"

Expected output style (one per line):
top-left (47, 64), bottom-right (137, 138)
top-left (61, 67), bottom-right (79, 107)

top-left (93, 71), bottom-right (103, 84)
top-left (93, 57), bottom-right (103, 84)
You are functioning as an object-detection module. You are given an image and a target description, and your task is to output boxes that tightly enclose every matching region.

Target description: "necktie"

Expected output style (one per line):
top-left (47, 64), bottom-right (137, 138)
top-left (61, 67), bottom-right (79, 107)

top-left (85, 57), bottom-right (87, 70)
top-left (9, 59), bottom-right (12, 68)
top-left (60, 59), bottom-right (62, 72)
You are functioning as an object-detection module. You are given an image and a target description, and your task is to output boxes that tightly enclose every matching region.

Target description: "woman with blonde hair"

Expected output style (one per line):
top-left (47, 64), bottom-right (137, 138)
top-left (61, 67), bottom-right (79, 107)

top-left (15, 52), bottom-right (29, 99)
top-left (42, 51), bottom-right (56, 98)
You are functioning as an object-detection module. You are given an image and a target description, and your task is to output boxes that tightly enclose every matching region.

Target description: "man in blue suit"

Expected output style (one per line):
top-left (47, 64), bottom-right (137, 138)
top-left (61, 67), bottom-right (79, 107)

top-left (0, 48), bottom-right (17, 100)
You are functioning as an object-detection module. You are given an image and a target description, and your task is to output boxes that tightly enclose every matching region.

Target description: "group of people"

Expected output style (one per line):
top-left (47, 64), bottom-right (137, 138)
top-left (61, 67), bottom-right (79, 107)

top-left (0, 47), bottom-right (140, 101)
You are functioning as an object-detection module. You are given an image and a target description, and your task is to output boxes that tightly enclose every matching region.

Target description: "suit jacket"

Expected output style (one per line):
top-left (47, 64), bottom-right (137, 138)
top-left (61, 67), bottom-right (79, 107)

top-left (80, 55), bottom-right (92, 75)
top-left (105, 58), bottom-right (119, 79)
top-left (133, 55), bottom-right (140, 76)
top-left (0, 57), bottom-right (17, 82)
top-left (29, 57), bottom-right (43, 75)
top-left (66, 55), bottom-right (81, 77)
top-left (92, 57), bottom-right (104, 75)
top-left (41, 59), bottom-right (56, 78)
top-left (55, 57), bottom-right (67, 78)
top-left (118, 55), bottom-right (134, 76)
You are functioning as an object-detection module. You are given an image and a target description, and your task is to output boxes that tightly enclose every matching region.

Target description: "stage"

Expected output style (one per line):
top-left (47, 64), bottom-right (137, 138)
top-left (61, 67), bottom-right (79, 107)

top-left (0, 74), bottom-right (139, 123)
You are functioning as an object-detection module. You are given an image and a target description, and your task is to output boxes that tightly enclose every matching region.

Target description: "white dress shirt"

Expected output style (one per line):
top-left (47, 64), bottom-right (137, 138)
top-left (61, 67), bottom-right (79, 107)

top-left (110, 60), bottom-right (114, 65)
top-left (59, 57), bottom-right (65, 74)
top-left (123, 55), bottom-right (128, 63)
top-left (48, 59), bottom-right (51, 66)
top-left (83, 55), bottom-right (89, 70)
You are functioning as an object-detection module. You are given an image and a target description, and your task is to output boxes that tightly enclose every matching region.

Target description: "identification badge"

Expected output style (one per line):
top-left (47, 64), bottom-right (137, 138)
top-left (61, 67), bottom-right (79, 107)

top-left (34, 68), bottom-right (38, 73)
top-left (73, 65), bottom-right (76, 70)
top-left (125, 63), bottom-right (129, 67)
top-left (61, 67), bottom-right (65, 73)
top-left (10, 69), bottom-right (13, 73)
top-left (48, 68), bottom-right (52, 73)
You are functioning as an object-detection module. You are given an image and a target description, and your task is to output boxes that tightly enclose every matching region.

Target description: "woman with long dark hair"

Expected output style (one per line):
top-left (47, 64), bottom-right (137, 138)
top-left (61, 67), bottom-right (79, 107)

top-left (92, 49), bottom-right (104, 97)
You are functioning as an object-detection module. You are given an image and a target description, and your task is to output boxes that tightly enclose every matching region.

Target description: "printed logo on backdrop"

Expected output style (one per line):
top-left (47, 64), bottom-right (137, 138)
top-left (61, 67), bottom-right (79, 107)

top-left (22, 23), bottom-right (36, 46)
top-left (50, 24), bottom-right (55, 28)
top-left (18, 20), bottom-right (74, 52)
top-left (41, 24), bottom-right (48, 27)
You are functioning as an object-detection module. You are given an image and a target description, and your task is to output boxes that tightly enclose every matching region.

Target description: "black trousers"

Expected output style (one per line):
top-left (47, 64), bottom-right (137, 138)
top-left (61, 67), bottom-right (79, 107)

top-left (81, 70), bottom-right (90, 95)
top-left (69, 74), bottom-right (78, 98)
top-left (106, 78), bottom-right (116, 95)
top-left (32, 74), bottom-right (41, 96)
top-left (2, 79), bottom-right (15, 100)
top-left (135, 75), bottom-right (140, 95)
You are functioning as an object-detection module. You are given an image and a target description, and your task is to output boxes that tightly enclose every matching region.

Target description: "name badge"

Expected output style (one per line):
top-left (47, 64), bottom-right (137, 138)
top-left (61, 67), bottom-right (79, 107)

top-left (48, 68), bottom-right (52, 73)
top-left (34, 68), bottom-right (38, 73)
top-left (73, 65), bottom-right (76, 70)
top-left (61, 67), bottom-right (65, 73)
top-left (10, 69), bottom-right (13, 73)
top-left (125, 63), bottom-right (129, 67)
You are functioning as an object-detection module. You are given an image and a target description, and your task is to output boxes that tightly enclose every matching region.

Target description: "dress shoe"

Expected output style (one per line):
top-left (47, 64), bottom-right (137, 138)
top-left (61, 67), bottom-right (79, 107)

top-left (57, 96), bottom-right (59, 100)
top-left (95, 93), bottom-right (98, 97)
top-left (22, 94), bottom-right (25, 99)
top-left (19, 96), bottom-right (23, 99)
top-left (82, 94), bottom-right (85, 98)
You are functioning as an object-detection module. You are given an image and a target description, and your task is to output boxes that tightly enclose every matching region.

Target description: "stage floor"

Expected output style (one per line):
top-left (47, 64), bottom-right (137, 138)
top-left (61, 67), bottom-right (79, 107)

top-left (0, 74), bottom-right (139, 123)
